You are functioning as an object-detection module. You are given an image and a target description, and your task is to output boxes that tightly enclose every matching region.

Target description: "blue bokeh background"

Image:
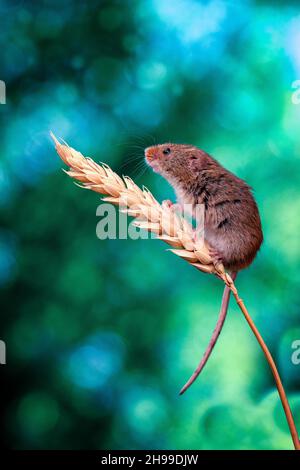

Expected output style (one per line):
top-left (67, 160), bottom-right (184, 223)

top-left (0, 0), bottom-right (300, 450)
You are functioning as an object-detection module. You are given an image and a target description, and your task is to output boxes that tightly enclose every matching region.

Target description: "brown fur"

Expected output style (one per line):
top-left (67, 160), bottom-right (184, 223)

top-left (145, 143), bottom-right (263, 271)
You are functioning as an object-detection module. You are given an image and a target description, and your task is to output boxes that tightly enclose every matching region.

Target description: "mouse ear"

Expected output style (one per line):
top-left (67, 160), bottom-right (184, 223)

top-left (189, 154), bottom-right (198, 168)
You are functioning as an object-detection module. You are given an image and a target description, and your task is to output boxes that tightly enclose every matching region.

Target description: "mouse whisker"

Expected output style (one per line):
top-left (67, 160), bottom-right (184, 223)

top-left (134, 164), bottom-right (148, 181)
top-left (119, 155), bottom-right (144, 170)
top-left (131, 160), bottom-right (148, 180)
top-left (117, 142), bottom-right (146, 151)
top-left (118, 133), bottom-right (148, 146)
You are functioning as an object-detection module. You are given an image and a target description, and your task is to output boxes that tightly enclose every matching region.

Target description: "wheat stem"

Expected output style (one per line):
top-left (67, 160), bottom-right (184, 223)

top-left (228, 281), bottom-right (300, 450)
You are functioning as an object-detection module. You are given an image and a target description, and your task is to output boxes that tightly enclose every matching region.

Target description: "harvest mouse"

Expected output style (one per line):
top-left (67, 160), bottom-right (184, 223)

top-left (145, 143), bottom-right (263, 393)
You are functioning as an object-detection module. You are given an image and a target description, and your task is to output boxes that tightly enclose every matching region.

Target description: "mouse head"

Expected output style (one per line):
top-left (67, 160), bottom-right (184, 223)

top-left (145, 143), bottom-right (206, 187)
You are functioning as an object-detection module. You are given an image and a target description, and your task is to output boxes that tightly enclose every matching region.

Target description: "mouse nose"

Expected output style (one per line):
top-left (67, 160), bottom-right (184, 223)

top-left (145, 146), bottom-right (156, 159)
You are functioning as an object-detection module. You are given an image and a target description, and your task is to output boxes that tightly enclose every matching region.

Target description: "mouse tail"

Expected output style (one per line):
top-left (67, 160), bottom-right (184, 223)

top-left (179, 271), bottom-right (237, 395)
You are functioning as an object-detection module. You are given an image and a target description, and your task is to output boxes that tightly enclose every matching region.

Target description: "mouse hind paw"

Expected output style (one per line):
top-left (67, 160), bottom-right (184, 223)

top-left (208, 247), bottom-right (224, 269)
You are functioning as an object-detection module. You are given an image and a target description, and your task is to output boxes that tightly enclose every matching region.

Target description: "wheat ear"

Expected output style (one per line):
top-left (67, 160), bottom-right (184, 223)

top-left (51, 133), bottom-right (299, 450)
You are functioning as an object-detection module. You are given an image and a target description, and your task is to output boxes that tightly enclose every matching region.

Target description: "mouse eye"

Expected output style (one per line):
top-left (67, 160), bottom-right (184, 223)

top-left (163, 147), bottom-right (171, 155)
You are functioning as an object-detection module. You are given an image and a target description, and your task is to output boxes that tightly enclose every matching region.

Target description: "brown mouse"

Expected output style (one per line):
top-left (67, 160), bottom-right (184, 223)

top-left (145, 143), bottom-right (263, 393)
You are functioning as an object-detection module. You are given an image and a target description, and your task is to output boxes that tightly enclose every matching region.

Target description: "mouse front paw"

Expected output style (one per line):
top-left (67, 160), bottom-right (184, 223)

top-left (162, 200), bottom-right (183, 214)
top-left (162, 199), bottom-right (173, 209)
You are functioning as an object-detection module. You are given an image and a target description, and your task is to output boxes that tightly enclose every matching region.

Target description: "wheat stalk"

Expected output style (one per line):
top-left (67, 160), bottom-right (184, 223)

top-left (50, 132), bottom-right (299, 450)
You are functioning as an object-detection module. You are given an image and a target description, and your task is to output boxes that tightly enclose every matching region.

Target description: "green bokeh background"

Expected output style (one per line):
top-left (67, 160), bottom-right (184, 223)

top-left (0, 0), bottom-right (300, 450)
